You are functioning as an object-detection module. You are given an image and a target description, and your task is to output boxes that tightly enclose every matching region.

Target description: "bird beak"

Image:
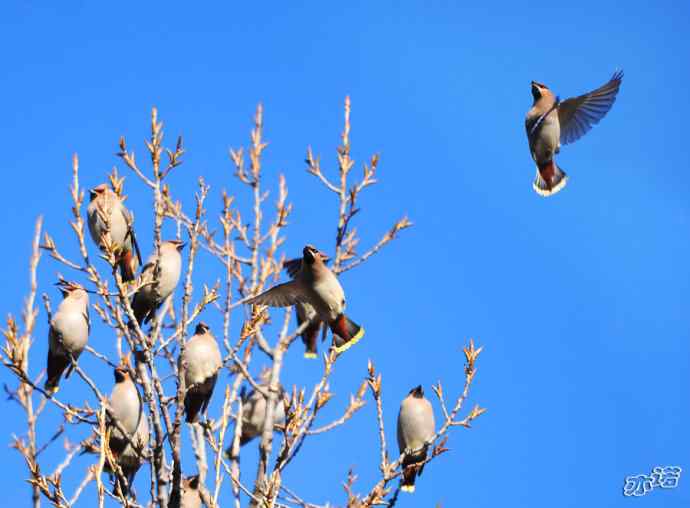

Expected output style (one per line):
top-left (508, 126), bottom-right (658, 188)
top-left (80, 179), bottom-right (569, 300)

top-left (54, 281), bottom-right (70, 297)
top-left (176, 242), bottom-right (186, 252)
top-left (89, 189), bottom-right (98, 201)
top-left (303, 246), bottom-right (316, 263)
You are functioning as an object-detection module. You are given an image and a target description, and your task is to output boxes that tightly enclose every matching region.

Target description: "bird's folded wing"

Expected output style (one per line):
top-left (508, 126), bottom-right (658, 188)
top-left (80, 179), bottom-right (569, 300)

top-left (247, 281), bottom-right (304, 307)
top-left (558, 70), bottom-right (623, 145)
top-left (83, 309), bottom-right (91, 335)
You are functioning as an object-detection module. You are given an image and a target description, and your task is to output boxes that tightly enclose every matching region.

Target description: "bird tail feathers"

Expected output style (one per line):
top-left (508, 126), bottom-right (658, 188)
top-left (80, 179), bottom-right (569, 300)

top-left (533, 161), bottom-right (567, 197)
top-left (401, 466), bottom-right (417, 493)
top-left (330, 314), bottom-right (365, 353)
top-left (118, 250), bottom-right (138, 282)
top-left (184, 391), bottom-right (205, 423)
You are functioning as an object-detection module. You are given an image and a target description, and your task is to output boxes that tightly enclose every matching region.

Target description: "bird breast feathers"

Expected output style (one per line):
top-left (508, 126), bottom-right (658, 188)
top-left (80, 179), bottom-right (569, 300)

top-left (110, 385), bottom-right (142, 435)
top-left (50, 311), bottom-right (89, 347)
top-left (183, 338), bottom-right (222, 384)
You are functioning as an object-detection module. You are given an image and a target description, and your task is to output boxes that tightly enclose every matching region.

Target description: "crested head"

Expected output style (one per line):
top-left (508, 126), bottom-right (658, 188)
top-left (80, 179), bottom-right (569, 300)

top-left (70, 287), bottom-right (89, 302)
top-left (163, 240), bottom-right (186, 252)
top-left (194, 321), bottom-right (210, 335)
top-left (183, 475), bottom-right (200, 491)
top-left (409, 385), bottom-right (424, 398)
top-left (530, 80), bottom-right (553, 102)
top-left (302, 245), bottom-right (319, 264)
top-left (89, 183), bottom-right (109, 202)
top-left (302, 245), bottom-right (328, 265)
top-left (56, 280), bottom-right (86, 299)
top-left (113, 366), bottom-right (130, 383)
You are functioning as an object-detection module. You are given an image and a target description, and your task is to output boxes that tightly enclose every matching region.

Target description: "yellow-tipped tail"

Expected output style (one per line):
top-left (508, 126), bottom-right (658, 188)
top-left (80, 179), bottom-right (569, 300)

top-left (303, 352), bottom-right (318, 359)
top-left (44, 384), bottom-right (59, 396)
top-left (334, 327), bottom-right (365, 354)
top-left (400, 484), bottom-right (415, 493)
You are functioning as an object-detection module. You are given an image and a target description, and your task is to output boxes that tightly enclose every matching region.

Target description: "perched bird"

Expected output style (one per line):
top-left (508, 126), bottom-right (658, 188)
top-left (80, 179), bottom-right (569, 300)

top-left (525, 70), bottom-right (623, 196)
top-left (283, 251), bottom-right (331, 359)
top-left (87, 184), bottom-right (142, 281)
top-left (237, 385), bottom-right (286, 446)
top-left (397, 385), bottom-right (435, 493)
top-left (180, 475), bottom-right (202, 508)
top-left (248, 245), bottom-right (364, 354)
top-left (45, 282), bottom-right (90, 394)
top-left (180, 322), bottom-right (222, 423)
top-left (131, 240), bottom-right (185, 325)
top-left (107, 366), bottom-right (149, 496)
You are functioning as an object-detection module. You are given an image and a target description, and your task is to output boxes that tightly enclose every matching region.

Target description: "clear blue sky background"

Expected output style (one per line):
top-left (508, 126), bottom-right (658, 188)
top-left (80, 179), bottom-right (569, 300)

top-left (1, 2), bottom-right (688, 507)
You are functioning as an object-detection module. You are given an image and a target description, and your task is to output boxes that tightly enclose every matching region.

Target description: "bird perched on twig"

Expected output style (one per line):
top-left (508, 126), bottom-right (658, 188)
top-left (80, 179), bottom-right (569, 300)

top-left (180, 322), bottom-right (222, 423)
top-left (397, 385), bottom-right (435, 493)
top-left (130, 240), bottom-right (185, 325)
top-left (248, 245), bottom-right (365, 354)
top-left (45, 281), bottom-right (90, 394)
top-left (106, 365), bottom-right (149, 497)
top-left (525, 71), bottom-right (623, 196)
top-left (87, 184), bottom-right (142, 281)
top-left (236, 384), bottom-right (286, 446)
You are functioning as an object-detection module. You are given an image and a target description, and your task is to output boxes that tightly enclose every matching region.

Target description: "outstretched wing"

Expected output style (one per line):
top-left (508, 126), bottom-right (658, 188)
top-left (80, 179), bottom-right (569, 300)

top-left (283, 258), bottom-right (303, 279)
top-left (247, 281), bottom-right (304, 308)
top-left (558, 70), bottom-right (623, 145)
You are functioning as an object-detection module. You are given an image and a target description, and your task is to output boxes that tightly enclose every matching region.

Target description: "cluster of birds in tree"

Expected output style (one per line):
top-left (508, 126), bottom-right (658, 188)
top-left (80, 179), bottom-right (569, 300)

top-left (41, 71), bottom-right (623, 502)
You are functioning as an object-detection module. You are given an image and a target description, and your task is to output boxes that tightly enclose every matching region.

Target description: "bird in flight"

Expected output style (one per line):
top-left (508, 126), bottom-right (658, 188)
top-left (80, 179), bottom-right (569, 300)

top-left (525, 70), bottom-right (623, 196)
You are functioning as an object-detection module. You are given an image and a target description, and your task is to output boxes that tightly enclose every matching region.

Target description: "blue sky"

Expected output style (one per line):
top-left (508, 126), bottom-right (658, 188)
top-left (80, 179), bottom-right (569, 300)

top-left (1, 1), bottom-right (689, 507)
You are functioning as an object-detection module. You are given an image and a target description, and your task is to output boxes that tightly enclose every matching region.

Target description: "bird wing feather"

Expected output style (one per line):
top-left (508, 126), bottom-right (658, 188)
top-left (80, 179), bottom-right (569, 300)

top-left (558, 70), bottom-right (623, 145)
top-left (247, 281), bottom-right (304, 307)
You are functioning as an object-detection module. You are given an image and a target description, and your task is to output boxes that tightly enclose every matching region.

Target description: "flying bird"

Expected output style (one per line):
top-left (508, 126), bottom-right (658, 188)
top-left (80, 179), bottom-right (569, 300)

top-left (45, 282), bottom-right (90, 394)
top-left (180, 322), bottom-right (222, 423)
top-left (397, 385), bottom-right (435, 493)
top-left (526, 70), bottom-right (623, 196)
top-left (87, 184), bottom-right (142, 281)
top-left (248, 245), bottom-right (364, 354)
top-left (106, 366), bottom-right (149, 497)
top-left (283, 250), bottom-right (331, 359)
top-left (131, 240), bottom-right (185, 325)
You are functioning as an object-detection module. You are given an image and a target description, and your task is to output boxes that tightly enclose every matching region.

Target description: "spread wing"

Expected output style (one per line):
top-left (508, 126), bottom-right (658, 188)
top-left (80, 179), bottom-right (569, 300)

top-left (558, 70), bottom-right (623, 145)
top-left (247, 281), bottom-right (304, 308)
top-left (283, 258), bottom-right (303, 279)
top-left (283, 253), bottom-right (330, 280)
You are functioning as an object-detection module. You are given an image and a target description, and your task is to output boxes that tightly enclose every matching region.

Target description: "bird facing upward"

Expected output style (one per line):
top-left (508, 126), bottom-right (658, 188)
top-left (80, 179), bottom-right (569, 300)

top-left (87, 184), bottom-right (142, 281)
top-left (283, 249), bottom-right (331, 359)
top-left (130, 240), bottom-right (185, 325)
top-left (180, 322), bottom-right (222, 423)
top-left (106, 366), bottom-right (149, 497)
top-left (397, 385), bottom-right (435, 493)
top-left (525, 70), bottom-right (623, 196)
top-left (248, 245), bottom-right (365, 354)
top-left (45, 282), bottom-right (90, 394)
